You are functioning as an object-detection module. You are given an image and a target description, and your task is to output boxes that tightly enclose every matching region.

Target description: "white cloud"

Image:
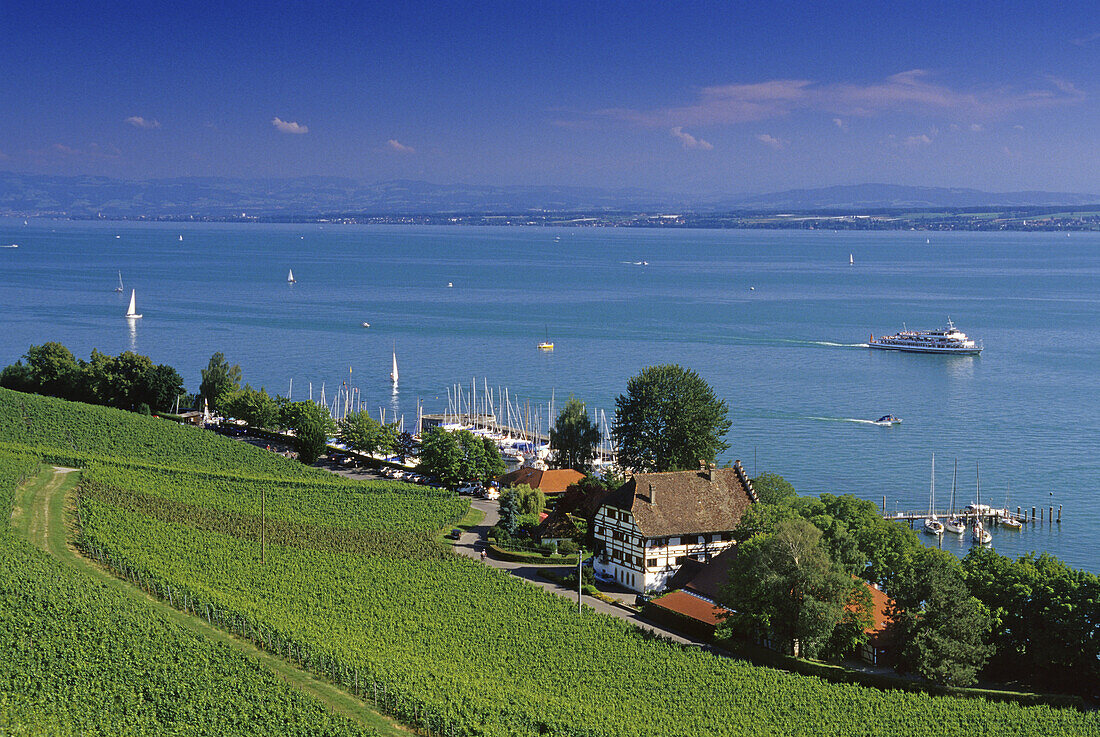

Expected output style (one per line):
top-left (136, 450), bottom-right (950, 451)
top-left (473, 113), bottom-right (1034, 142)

top-left (833, 117), bottom-right (847, 130)
top-left (904, 133), bottom-right (933, 147)
top-left (970, 123), bottom-right (982, 132)
top-left (386, 139), bottom-right (416, 153)
top-left (125, 116), bottom-right (160, 129)
top-left (755, 133), bottom-right (787, 150)
top-left (272, 117), bottom-right (308, 134)
top-left (669, 126), bottom-right (713, 150)
top-left (590, 70), bottom-right (1083, 128)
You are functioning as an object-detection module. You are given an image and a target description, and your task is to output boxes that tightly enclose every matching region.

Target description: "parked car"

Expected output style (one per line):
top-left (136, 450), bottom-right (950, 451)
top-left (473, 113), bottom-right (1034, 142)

top-left (446, 528), bottom-right (463, 540)
top-left (457, 484), bottom-right (481, 495)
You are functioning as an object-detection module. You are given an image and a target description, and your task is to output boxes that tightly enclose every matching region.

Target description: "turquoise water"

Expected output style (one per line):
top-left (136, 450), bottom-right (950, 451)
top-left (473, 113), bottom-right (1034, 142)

top-left (1, 219), bottom-right (1097, 572)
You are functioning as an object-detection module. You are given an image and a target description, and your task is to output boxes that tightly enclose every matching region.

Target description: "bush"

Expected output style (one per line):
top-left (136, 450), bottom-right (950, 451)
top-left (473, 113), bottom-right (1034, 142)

top-left (559, 540), bottom-right (579, 556)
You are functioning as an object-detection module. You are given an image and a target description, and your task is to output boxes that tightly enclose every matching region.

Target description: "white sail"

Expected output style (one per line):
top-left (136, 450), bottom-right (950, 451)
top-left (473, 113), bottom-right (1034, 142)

top-left (287, 268), bottom-right (295, 283)
top-left (849, 253), bottom-right (854, 265)
top-left (390, 349), bottom-right (399, 384)
top-left (125, 289), bottom-right (142, 319)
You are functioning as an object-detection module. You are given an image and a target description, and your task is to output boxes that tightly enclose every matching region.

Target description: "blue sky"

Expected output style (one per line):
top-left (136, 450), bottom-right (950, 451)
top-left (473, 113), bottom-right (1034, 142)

top-left (2, 0), bottom-right (1098, 194)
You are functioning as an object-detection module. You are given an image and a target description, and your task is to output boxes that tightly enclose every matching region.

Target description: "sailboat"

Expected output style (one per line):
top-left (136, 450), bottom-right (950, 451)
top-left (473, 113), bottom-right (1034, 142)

top-left (972, 462), bottom-right (992, 544)
top-left (287, 268), bottom-right (296, 284)
top-left (944, 458), bottom-right (966, 534)
top-left (178, 234), bottom-right (183, 242)
top-left (114, 271), bottom-right (124, 293)
top-left (849, 253), bottom-right (854, 266)
top-left (1000, 481), bottom-right (1022, 530)
top-left (124, 289), bottom-right (142, 319)
top-left (390, 344), bottom-right (399, 384)
top-left (923, 453), bottom-right (944, 535)
top-left (537, 325), bottom-right (554, 351)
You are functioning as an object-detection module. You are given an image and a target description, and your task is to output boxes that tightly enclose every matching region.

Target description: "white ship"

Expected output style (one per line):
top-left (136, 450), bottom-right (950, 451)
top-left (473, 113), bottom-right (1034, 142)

top-left (868, 319), bottom-right (982, 355)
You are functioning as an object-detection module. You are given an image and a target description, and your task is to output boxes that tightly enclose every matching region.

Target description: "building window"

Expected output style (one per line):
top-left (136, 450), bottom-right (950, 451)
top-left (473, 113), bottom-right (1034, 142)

top-left (647, 558), bottom-right (657, 568)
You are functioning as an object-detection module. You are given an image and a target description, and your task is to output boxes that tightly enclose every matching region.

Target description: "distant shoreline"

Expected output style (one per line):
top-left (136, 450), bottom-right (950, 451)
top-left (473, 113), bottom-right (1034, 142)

top-left (9, 210), bottom-right (1100, 232)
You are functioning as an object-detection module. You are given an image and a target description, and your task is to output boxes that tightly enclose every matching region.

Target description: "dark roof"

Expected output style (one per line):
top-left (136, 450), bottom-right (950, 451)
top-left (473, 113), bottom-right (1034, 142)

top-left (684, 546), bottom-right (739, 601)
top-left (535, 510), bottom-right (579, 540)
top-left (498, 467), bottom-right (585, 494)
top-left (603, 462), bottom-right (756, 538)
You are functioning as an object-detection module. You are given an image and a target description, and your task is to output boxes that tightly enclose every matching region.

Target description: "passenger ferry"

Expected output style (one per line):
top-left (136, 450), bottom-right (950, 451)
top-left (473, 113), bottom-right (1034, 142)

top-left (868, 319), bottom-right (982, 355)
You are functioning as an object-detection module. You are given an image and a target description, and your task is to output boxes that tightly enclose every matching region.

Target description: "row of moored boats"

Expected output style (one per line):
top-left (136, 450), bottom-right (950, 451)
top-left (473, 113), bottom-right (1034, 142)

top-left (921, 455), bottom-right (1020, 547)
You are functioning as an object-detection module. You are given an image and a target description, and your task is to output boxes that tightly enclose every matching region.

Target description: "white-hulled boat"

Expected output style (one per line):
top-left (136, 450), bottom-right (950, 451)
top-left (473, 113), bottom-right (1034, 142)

top-left (873, 414), bottom-right (901, 426)
top-left (114, 271), bottom-right (124, 293)
top-left (390, 345), bottom-right (399, 384)
top-left (868, 319), bottom-right (982, 354)
top-left (999, 481), bottom-right (1022, 530)
top-left (973, 519), bottom-right (992, 544)
top-left (287, 269), bottom-right (296, 283)
top-left (124, 289), bottom-right (142, 319)
top-left (971, 461), bottom-right (991, 544)
top-left (923, 453), bottom-right (944, 535)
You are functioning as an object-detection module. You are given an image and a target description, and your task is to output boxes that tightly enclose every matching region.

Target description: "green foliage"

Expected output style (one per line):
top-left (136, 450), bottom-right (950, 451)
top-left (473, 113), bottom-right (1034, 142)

top-left (199, 352), bottom-right (242, 410)
top-left (279, 401), bottom-right (336, 465)
top-left (612, 364), bottom-right (731, 472)
top-left (0, 343), bottom-right (184, 412)
top-left (751, 472), bottom-right (798, 505)
top-left (550, 396), bottom-right (600, 473)
top-left (498, 492), bottom-right (519, 536)
top-left (501, 483), bottom-right (545, 515)
top-left (721, 518), bottom-right (870, 659)
top-left (0, 387), bottom-right (330, 479)
top-left (962, 547), bottom-right (1100, 693)
top-left (0, 454), bottom-right (376, 736)
top-left (221, 385), bottom-right (280, 429)
top-left (893, 548), bottom-right (993, 687)
top-left (337, 410), bottom-right (397, 457)
top-left (417, 428), bottom-right (502, 487)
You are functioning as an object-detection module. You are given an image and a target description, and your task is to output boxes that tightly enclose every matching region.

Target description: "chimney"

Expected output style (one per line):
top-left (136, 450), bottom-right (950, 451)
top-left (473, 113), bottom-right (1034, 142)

top-left (648, 482), bottom-right (656, 506)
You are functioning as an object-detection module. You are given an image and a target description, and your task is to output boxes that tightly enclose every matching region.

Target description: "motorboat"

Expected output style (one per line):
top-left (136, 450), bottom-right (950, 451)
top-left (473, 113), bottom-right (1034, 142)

top-left (537, 341), bottom-right (554, 351)
top-left (361, 322), bottom-right (371, 328)
top-left (873, 415), bottom-right (901, 426)
top-left (868, 319), bottom-right (982, 354)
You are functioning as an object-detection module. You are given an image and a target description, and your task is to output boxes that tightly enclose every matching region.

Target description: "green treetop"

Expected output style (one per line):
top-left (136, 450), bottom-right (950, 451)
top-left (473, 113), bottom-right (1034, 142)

top-left (550, 396), bottom-right (601, 474)
top-left (612, 364), bottom-right (731, 473)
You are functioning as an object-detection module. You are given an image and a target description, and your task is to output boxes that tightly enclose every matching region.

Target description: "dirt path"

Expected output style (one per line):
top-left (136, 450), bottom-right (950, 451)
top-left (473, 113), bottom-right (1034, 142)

top-left (10, 467), bottom-right (409, 737)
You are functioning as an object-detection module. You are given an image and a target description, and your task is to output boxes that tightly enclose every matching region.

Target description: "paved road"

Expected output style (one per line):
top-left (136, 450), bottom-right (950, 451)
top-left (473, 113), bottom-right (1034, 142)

top-left (452, 498), bottom-right (698, 646)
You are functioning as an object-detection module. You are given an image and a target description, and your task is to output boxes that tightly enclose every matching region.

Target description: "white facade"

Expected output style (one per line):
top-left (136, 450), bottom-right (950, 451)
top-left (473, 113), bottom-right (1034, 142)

top-left (592, 504), bottom-right (737, 594)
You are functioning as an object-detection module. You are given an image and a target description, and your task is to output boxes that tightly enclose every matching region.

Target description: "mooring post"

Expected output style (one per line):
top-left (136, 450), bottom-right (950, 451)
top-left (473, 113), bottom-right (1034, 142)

top-left (1032, 506), bottom-right (1036, 524)
top-left (1049, 506), bottom-right (1053, 524)
top-left (1057, 505), bottom-right (1062, 524)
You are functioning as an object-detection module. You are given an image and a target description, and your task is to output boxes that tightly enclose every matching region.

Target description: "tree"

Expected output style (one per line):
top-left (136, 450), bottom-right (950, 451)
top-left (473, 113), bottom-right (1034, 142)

top-left (892, 548), bottom-right (992, 687)
top-left (550, 396), bottom-right (601, 473)
top-left (22, 343), bottom-right (81, 399)
top-left (721, 518), bottom-right (868, 659)
top-left (336, 411), bottom-right (393, 457)
top-left (199, 352), bottom-right (241, 411)
top-left (612, 364), bottom-right (731, 472)
top-left (279, 401), bottom-right (335, 465)
top-left (498, 492), bottom-right (520, 537)
top-left (501, 484), bottom-right (545, 515)
top-left (221, 386), bottom-right (279, 429)
top-left (392, 431), bottom-right (419, 463)
top-left (418, 427), bottom-right (464, 488)
top-left (751, 472), bottom-right (798, 505)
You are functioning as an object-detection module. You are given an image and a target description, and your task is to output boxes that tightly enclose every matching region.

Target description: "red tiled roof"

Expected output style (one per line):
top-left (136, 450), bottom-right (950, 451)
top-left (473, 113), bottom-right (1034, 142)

top-left (498, 467), bottom-right (585, 494)
top-left (649, 590), bottom-right (731, 627)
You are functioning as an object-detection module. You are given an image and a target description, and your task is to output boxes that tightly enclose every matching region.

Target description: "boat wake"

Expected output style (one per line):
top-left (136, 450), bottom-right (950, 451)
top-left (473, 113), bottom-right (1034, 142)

top-left (806, 340), bottom-right (869, 348)
top-left (806, 416), bottom-right (879, 425)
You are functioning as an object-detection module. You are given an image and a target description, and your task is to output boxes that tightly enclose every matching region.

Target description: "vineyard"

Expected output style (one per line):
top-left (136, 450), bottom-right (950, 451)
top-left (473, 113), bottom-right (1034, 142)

top-left (0, 450), bottom-right (379, 736)
top-left (0, 387), bottom-right (331, 479)
top-left (4, 388), bottom-right (1099, 737)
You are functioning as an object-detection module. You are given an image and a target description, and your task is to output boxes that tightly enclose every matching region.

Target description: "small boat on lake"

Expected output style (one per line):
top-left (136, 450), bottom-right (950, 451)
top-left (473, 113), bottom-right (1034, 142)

top-left (923, 453), bottom-right (944, 536)
top-left (124, 289), bottom-right (142, 319)
top-left (873, 415), bottom-right (901, 426)
top-left (287, 269), bottom-right (296, 283)
top-left (944, 459), bottom-right (965, 534)
top-left (114, 271), bottom-right (124, 293)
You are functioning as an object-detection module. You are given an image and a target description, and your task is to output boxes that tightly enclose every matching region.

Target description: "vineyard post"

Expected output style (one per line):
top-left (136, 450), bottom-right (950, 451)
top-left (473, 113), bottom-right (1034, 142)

top-left (577, 547), bottom-right (583, 613)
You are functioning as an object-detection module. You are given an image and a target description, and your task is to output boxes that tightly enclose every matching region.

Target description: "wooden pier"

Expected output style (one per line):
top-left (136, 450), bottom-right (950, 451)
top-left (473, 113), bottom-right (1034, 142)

top-left (884, 503), bottom-right (1062, 527)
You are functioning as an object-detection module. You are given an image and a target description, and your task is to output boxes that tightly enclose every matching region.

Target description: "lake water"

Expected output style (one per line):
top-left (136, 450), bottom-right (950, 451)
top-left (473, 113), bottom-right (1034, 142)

top-left (1, 219), bottom-right (1097, 573)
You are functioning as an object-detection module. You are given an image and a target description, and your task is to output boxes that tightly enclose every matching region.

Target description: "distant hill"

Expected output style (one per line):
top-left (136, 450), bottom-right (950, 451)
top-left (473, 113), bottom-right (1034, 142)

top-left (1, 173), bottom-right (1096, 218)
top-left (719, 183), bottom-right (1100, 211)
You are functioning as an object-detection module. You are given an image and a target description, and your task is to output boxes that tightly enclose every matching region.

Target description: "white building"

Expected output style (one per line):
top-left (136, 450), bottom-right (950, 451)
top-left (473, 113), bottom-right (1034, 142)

top-left (592, 461), bottom-right (757, 593)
